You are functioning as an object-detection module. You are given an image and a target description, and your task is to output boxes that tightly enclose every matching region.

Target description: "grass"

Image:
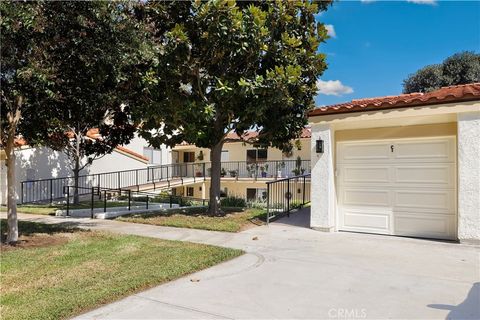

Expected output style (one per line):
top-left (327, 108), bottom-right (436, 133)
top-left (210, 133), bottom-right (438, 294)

top-left (0, 220), bottom-right (243, 320)
top-left (0, 201), bottom-right (132, 216)
top-left (117, 207), bottom-right (267, 232)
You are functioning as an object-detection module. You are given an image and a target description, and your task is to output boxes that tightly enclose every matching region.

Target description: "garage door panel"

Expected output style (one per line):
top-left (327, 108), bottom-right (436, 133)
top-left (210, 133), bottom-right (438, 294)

top-left (343, 189), bottom-right (391, 207)
top-left (394, 190), bottom-right (454, 213)
top-left (394, 139), bottom-right (454, 162)
top-left (394, 213), bottom-right (455, 240)
top-left (341, 209), bottom-right (391, 234)
top-left (394, 164), bottom-right (455, 187)
top-left (341, 166), bottom-right (390, 184)
top-left (337, 142), bottom-right (391, 163)
top-left (337, 136), bottom-right (456, 240)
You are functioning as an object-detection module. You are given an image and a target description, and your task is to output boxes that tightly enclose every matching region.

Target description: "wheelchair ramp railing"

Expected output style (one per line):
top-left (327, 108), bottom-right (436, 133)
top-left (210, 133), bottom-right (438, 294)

top-left (61, 185), bottom-right (207, 218)
top-left (20, 163), bottom-right (207, 204)
top-left (21, 160), bottom-right (311, 204)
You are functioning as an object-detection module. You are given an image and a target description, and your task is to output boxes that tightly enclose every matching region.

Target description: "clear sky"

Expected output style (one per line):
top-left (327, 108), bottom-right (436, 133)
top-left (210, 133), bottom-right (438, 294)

top-left (314, 0), bottom-right (480, 107)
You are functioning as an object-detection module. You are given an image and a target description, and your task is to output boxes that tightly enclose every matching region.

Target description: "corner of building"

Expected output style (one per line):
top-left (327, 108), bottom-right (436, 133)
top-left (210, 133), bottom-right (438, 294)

top-left (457, 111), bottom-right (480, 243)
top-left (309, 123), bottom-right (337, 232)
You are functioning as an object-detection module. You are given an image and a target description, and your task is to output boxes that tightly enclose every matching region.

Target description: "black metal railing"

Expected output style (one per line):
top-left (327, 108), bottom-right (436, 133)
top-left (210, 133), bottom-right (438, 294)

top-left (266, 174), bottom-right (311, 223)
top-left (215, 160), bottom-right (310, 179)
top-left (20, 162), bottom-right (207, 204)
top-left (21, 159), bottom-right (311, 204)
top-left (62, 185), bottom-right (207, 218)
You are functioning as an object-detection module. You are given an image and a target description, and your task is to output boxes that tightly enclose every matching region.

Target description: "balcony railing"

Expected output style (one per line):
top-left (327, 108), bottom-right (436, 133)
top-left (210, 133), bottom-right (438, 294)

top-left (210, 160), bottom-right (310, 179)
top-left (20, 159), bottom-right (311, 204)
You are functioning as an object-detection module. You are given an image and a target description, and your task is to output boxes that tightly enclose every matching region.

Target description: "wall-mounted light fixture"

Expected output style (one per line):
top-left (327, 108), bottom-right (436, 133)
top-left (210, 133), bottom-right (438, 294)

top-left (316, 139), bottom-right (324, 153)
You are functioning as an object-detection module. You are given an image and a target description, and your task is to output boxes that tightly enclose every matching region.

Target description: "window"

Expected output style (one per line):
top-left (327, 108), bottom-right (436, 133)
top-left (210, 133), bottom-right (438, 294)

top-left (246, 188), bottom-right (267, 201)
top-left (246, 188), bottom-right (256, 201)
top-left (257, 149), bottom-right (267, 161)
top-left (187, 187), bottom-right (194, 197)
top-left (183, 152), bottom-right (195, 163)
top-left (246, 150), bottom-right (256, 163)
top-left (143, 147), bottom-right (162, 164)
top-left (260, 189), bottom-right (267, 200)
top-left (221, 150), bottom-right (229, 162)
top-left (246, 149), bottom-right (268, 163)
top-left (26, 169), bottom-right (36, 181)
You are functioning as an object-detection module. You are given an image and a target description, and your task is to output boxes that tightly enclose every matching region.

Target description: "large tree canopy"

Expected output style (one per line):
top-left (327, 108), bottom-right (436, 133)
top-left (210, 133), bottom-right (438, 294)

top-left (403, 51), bottom-right (480, 93)
top-left (34, 1), bottom-right (146, 203)
top-left (136, 0), bottom-right (332, 214)
top-left (1, 1), bottom-right (57, 243)
top-left (0, 1), bottom-right (146, 240)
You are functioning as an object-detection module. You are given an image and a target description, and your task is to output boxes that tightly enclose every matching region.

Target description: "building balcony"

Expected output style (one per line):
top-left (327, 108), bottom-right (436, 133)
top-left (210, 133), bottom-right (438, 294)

top-left (153, 159), bottom-right (311, 181)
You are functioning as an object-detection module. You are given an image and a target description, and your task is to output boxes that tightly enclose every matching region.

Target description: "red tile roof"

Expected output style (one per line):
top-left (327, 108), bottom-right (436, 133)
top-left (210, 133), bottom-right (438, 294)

top-left (225, 128), bottom-right (311, 141)
top-left (176, 128), bottom-right (311, 147)
top-left (14, 138), bottom-right (27, 147)
top-left (309, 83), bottom-right (480, 116)
top-left (114, 145), bottom-right (149, 162)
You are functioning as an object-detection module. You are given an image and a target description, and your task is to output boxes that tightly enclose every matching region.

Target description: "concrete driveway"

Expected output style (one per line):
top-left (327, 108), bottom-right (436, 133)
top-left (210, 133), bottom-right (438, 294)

top-left (65, 208), bottom-right (478, 320)
top-left (6, 210), bottom-right (479, 319)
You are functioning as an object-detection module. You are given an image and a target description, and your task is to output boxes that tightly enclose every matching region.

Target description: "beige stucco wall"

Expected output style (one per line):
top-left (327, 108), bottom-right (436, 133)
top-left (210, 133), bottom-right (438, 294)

top-left (174, 178), bottom-right (310, 204)
top-left (174, 138), bottom-right (310, 163)
top-left (175, 179), bottom-right (270, 199)
top-left (457, 112), bottom-right (480, 242)
top-left (335, 122), bottom-right (457, 142)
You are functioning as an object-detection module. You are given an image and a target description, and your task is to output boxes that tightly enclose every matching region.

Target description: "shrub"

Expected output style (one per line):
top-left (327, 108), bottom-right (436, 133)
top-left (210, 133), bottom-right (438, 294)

top-left (247, 201), bottom-right (267, 209)
top-left (220, 196), bottom-right (246, 208)
top-left (290, 201), bottom-right (303, 209)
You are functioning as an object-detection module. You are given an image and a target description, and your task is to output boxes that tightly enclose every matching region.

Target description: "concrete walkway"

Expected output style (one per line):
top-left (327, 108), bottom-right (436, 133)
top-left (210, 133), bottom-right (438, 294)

top-left (5, 210), bottom-right (480, 319)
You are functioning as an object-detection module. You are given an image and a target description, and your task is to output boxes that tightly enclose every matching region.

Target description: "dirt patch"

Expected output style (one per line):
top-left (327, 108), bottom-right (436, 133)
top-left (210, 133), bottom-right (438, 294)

top-left (238, 219), bottom-right (264, 232)
top-left (1, 233), bottom-right (71, 251)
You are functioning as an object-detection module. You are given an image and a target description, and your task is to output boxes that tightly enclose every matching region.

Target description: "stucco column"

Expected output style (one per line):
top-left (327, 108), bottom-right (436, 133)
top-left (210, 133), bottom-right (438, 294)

top-left (310, 123), bottom-right (336, 232)
top-left (201, 182), bottom-right (206, 199)
top-left (457, 111), bottom-right (480, 243)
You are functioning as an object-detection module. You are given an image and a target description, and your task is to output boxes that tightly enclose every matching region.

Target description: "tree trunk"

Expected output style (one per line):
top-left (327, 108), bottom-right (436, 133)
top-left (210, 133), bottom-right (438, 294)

top-left (72, 131), bottom-right (81, 205)
top-left (73, 155), bottom-right (80, 205)
top-left (208, 141), bottom-right (224, 215)
top-left (5, 98), bottom-right (22, 244)
top-left (5, 140), bottom-right (18, 244)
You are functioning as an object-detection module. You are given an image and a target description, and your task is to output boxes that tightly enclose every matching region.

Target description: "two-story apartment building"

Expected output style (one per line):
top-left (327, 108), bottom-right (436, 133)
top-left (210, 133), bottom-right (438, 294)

top-left (170, 129), bottom-right (312, 201)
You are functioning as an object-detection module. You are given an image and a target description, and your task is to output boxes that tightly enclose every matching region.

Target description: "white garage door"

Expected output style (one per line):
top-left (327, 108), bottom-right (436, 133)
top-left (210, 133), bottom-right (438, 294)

top-left (337, 136), bottom-right (456, 240)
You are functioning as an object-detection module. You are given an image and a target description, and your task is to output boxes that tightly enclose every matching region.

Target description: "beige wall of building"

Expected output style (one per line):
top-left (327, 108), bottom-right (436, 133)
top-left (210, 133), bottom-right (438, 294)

top-left (173, 138), bottom-right (311, 164)
top-left (335, 122), bottom-right (457, 142)
top-left (174, 178), bottom-right (310, 203)
top-left (174, 180), bottom-right (270, 199)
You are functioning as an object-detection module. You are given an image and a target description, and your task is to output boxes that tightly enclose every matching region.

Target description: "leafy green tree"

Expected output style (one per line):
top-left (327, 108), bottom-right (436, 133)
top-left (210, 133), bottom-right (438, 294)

top-left (1, 1), bottom-right (56, 243)
top-left (442, 51), bottom-right (480, 86)
top-left (36, 1), bottom-right (145, 203)
top-left (1, 1), bottom-right (146, 241)
top-left (403, 51), bottom-right (480, 93)
top-left (136, 0), bottom-right (332, 214)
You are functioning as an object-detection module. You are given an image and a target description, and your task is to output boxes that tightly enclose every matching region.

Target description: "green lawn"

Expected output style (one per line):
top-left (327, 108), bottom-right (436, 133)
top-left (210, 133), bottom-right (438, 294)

top-left (0, 201), bottom-right (133, 216)
top-left (0, 220), bottom-right (243, 320)
top-left (117, 208), bottom-right (267, 232)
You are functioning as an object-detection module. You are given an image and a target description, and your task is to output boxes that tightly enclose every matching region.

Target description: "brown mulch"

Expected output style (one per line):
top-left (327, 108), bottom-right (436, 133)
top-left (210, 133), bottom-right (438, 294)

top-left (1, 234), bottom-right (70, 252)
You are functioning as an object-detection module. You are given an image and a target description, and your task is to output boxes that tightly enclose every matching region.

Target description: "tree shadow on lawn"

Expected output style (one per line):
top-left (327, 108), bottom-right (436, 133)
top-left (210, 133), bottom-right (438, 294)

top-left (0, 219), bottom-right (84, 249)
